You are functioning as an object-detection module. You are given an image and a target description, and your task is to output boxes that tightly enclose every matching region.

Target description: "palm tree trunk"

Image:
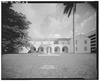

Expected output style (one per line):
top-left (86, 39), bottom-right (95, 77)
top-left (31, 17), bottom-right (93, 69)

top-left (73, 4), bottom-right (76, 54)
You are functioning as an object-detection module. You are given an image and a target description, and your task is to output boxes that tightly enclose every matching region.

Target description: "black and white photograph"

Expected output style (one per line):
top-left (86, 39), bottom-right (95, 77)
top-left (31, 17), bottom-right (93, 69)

top-left (1, 1), bottom-right (98, 80)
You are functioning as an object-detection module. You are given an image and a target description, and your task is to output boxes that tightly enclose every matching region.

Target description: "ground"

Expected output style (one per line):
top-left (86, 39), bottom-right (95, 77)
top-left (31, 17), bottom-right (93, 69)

top-left (2, 53), bottom-right (97, 79)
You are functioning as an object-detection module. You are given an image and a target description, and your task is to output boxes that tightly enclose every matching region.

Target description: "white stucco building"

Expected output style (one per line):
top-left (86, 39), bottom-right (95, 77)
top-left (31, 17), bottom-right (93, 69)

top-left (23, 34), bottom-right (91, 54)
top-left (74, 34), bottom-right (90, 53)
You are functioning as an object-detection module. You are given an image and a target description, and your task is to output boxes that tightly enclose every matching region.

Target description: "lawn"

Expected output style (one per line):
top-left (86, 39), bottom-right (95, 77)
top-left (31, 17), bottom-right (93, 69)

top-left (2, 53), bottom-right (97, 79)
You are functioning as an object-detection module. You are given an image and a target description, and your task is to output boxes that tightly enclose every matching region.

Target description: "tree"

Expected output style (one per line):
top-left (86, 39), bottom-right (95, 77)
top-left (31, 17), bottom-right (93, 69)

top-left (63, 3), bottom-right (76, 53)
top-left (63, 2), bottom-right (97, 17)
top-left (63, 2), bottom-right (97, 53)
top-left (2, 2), bottom-right (31, 54)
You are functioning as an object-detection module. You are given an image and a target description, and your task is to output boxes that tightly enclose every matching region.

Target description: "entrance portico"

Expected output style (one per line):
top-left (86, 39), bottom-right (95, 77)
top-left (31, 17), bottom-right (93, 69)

top-left (47, 47), bottom-right (52, 54)
top-left (28, 45), bottom-right (69, 54)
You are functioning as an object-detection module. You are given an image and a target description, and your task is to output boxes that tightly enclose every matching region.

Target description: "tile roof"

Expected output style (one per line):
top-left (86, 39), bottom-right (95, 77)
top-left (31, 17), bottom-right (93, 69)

top-left (30, 38), bottom-right (71, 41)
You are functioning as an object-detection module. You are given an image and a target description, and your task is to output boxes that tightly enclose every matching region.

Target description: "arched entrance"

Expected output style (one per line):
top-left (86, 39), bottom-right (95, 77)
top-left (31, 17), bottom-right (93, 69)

top-left (38, 46), bottom-right (44, 53)
top-left (54, 46), bottom-right (60, 53)
top-left (28, 46), bottom-right (36, 53)
top-left (62, 46), bottom-right (68, 53)
top-left (47, 47), bottom-right (52, 53)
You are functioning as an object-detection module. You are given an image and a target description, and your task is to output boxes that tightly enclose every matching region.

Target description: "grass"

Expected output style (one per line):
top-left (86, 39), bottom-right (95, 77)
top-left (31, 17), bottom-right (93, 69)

top-left (2, 53), bottom-right (97, 79)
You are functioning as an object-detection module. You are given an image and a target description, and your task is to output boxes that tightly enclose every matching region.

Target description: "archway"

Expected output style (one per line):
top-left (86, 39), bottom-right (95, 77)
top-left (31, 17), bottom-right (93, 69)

top-left (38, 46), bottom-right (44, 53)
top-left (62, 46), bottom-right (68, 53)
top-left (28, 46), bottom-right (36, 53)
top-left (47, 47), bottom-right (52, 53)
top-left (54, 46), bottom-right (60, 53)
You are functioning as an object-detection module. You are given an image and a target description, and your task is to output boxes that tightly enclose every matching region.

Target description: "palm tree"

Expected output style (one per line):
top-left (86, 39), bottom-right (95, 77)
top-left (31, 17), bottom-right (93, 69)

top-left (63, 2), bottom-right (97, 17)
top-left (63, 2), bottom-right (97, 53)
top-left (63, 3), bottom-right (76, 53)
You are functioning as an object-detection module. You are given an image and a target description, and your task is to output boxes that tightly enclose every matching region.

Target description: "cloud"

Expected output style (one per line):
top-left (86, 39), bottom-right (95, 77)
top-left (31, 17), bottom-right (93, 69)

top-left (81, 12), bottom-right (96, 27)
top-left (49, 17), bottom-right (62, 30)
top-left (65, 30), bottom-right (73, 38)
top-left (11, 3), bottom-right (95, 39)
top-left (40, 12), bottom-right (80, 38)
top-left (49, 33), bottom-right (61, 38)
top-left (55, 3), bottom-right (65, 20)
top-left (28, 28), bottom-right (44, 38)
top-left (12, 3), bottom-right (80, 39)
top-left (75, 12), bottom-right (96, 34)
top-left (12, 3), bottom-right (36, 22)
top-left (61, 14), bottom-right (80, 28)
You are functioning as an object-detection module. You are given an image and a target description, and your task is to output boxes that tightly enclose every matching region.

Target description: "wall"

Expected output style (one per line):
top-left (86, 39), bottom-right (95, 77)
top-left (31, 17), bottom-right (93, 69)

top-left (75, 35), bottom-right (90, 53)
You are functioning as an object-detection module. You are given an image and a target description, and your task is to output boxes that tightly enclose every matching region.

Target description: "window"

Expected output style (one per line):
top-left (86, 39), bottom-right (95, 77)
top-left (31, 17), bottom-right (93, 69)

top-left (91, 44), bottom-right (96, 46)
top-left (59, 41), bottom-right (65, 44)
top-left (76, 47), bottom-right (77, 51)
top-left (89, 34), bottom-right (96, 38)
top-left (84, 47), bottom-right (87, 51)
top-left (76, 40), bottom-right (77, 44)
top-left (84, 40), bottom-right (87, 44)
top-left (68, 41), bottom-right (70, 44)
top-left (91, 37), bottom-right (96, 40)
top-left (91, 41), bottom-right (96, 43)
top-left (62, 41), bottom-right (65, 44)
top-left (36, 41), bottom-right (41, 44)
top-left (49, 41), bottom-right (54, 44)
top-left (54, 41), bottom-right (58, 44)
top-left (43, 41), bottom-right (48, 44)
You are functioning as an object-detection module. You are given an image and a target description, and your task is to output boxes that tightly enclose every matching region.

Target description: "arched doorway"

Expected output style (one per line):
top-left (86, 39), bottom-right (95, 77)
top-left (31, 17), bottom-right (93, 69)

top-left (38, 46), bottom-right (44, 53)
top-left (54, 46), bottom-right (60, 53)
top-left (62, 46), bottom-right (68, 53)
top-left (28, 46), bottom-right (36, 53)
top-left (47, 47), bottom-right (52, 53)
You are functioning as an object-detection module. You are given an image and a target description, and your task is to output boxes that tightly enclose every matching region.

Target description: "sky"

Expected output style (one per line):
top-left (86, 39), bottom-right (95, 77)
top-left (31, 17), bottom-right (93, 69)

top-left (12, 3), bottom-right (96, 39)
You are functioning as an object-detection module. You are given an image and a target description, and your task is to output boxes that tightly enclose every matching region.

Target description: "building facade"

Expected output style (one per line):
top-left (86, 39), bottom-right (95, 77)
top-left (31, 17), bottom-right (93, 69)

top-left (28, 38), bottom-right (71, 54)
top-left (75, 34), bottom-right (90, 53)
top-left (85, 29), bottom-right (96, 53)
top-left (26, 34), bottom-right (90, 54)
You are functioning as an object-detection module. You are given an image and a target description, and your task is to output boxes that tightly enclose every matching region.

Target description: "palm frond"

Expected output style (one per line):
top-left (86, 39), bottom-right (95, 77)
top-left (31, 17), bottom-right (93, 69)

top-left (68, 5), bottom-right (73, 17)
top-left (63, 3), bottom-right (76, 17)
